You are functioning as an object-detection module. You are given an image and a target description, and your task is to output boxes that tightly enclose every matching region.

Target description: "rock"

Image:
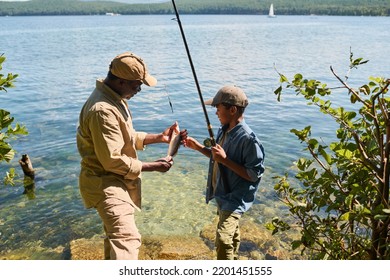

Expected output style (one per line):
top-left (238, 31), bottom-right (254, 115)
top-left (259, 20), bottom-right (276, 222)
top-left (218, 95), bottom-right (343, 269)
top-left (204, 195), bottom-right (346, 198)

top-left (140, 236), bottom-right (214, 260)
top-left (69, 235), bottom-right (104, 260)
top-left (69, 235), bottom-right (213, 260)
top-left (69, 217), bottom-right (303, 260)
top-left (200, 217), bottom-right (303, 260)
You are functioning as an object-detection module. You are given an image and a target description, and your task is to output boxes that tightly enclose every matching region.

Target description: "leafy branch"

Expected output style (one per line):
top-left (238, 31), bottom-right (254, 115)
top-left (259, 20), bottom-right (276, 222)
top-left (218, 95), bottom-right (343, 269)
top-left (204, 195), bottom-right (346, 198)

top-left (0, 54), bottom-right (28, 186)
top-left (269, 52), bottom-right (390, 259)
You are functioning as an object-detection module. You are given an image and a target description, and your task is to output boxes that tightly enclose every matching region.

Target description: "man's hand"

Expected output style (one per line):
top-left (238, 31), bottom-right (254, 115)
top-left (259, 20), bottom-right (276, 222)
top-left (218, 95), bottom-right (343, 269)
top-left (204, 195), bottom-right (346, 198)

top-left (161, 121), bottom-right (179, 143)
top-left (142, 156), bottom-right (173, 172)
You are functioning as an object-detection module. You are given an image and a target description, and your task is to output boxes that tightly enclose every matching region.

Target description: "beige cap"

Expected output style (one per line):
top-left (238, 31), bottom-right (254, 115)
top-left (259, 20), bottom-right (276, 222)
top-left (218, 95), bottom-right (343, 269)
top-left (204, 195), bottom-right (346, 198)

top-left (109, 52), bottom-right (157, 87)
top-left (205, 85), bottom-right (248, 107)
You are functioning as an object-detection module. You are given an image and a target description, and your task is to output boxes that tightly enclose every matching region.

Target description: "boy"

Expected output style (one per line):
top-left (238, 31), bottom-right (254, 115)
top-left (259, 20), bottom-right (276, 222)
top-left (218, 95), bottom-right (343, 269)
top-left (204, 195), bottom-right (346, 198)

top-left (183, 85), bottom-right (265, 260)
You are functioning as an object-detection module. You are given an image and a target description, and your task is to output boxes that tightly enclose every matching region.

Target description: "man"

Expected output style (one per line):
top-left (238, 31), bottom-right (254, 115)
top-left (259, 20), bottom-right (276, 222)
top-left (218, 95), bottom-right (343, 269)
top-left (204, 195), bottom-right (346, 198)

top-left (77, 51), bottom-right (180, 260)
top-left (183, 85), bottom-right (265, 260)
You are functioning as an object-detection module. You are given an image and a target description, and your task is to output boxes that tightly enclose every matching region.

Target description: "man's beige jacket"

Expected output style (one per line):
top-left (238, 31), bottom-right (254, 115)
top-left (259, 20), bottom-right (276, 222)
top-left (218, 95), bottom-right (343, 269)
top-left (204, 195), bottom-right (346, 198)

top-left (77, 79), bottom-right (146, 211)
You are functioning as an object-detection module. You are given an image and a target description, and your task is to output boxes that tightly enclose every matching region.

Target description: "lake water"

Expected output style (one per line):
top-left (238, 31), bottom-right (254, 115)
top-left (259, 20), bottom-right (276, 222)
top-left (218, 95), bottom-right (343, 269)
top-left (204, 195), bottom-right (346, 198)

top-left (0, 14), bottom-right (389, 259)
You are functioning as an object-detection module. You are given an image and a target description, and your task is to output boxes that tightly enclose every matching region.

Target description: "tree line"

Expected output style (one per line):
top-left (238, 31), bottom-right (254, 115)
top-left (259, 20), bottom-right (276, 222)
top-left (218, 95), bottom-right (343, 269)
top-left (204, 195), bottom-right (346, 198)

top-left (0, 0), bottom-right (389, 16)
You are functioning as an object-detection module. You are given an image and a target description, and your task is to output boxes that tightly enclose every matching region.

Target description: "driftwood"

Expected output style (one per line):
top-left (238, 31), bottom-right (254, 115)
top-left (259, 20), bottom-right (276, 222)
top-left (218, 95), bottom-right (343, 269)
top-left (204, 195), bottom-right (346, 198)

top-left (19, 154), bottom-right (35, 199)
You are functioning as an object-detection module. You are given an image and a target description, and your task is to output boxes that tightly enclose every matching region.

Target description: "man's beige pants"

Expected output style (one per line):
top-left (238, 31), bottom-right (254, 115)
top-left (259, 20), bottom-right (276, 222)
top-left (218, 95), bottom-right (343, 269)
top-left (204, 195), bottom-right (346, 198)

top-left (96, 197), bottom-right (141, 260)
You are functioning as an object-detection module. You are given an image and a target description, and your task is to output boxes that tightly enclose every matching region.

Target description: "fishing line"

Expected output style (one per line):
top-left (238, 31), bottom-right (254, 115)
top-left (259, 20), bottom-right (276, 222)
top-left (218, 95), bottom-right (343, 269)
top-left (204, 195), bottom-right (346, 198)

top-left (145, 1), bottom-right (175, 115)
top-left (171, 0), bottom-right (216, 147)
top-left (164, 84), bottom-right (174, 113)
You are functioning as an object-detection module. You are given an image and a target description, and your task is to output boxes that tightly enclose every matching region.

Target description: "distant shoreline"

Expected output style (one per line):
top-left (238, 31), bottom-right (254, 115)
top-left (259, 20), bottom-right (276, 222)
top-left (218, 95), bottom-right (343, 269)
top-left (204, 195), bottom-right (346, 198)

top-left (0, 0), bottom-right (389, 17)
top-left (1, 14), bottom-right (389, 17)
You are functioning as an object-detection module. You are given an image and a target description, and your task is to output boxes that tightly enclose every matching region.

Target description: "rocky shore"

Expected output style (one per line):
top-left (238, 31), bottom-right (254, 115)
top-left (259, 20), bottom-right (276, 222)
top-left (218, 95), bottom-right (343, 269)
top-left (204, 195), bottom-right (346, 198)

top-left (70, 218), bottom-right (304, 260)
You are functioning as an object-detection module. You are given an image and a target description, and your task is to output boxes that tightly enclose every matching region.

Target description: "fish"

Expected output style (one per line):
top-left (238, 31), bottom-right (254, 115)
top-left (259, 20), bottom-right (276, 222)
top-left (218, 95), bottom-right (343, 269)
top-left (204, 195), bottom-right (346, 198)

top-left (167, 122), bottom-right (181, 157)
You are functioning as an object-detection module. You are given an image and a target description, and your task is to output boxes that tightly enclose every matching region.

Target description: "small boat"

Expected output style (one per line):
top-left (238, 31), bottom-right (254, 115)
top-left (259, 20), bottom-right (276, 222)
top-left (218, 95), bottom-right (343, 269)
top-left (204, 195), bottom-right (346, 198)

top-left (268, 3), bottom-right (276, 18)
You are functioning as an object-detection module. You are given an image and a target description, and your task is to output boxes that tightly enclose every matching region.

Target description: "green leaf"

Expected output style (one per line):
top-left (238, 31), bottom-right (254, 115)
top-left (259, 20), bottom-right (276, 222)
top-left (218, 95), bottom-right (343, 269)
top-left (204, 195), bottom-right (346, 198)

top-left (308, 138), bottom-right (319, 149)
top-left (291, 240), bottom-right (302, 250)
top-left (4, 167), bottom-right (16, 186)
top-left (374, 214), bottom-right (388, 220)
top-left (340, 212), bottom-right (350, 221)
top-left (265, 222), bottom-right (276, 231)
top-left (274, 85), bottom-right (282, 102)
top-left (294, 73), bottom-right (303, 81)
top-left (345, 195), bottom-right (354, 208)
top-left (350, 94), bottom-right (357, 103)
top-left (335, 148), bottom-right (354, 159)
top-left (279, 74), bottom-right (288, 83)
top-left (0, 148), bottom-right (15, 162)
top-left (359, 85), bottom-right (370, 95)
top-left (318, 145), bottom-right (331, 164)
top-left (0, 109), bottom-right (14, 129)
top-left (291, 126), bottom-right (311, 141)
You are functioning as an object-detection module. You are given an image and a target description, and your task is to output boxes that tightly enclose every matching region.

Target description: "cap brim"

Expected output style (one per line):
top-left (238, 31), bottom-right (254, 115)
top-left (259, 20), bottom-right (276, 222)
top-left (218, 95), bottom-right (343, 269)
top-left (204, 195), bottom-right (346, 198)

top-left (143, 74), bottom-right (157, 87)
top-left (204, 98), bottom-right (214, 106)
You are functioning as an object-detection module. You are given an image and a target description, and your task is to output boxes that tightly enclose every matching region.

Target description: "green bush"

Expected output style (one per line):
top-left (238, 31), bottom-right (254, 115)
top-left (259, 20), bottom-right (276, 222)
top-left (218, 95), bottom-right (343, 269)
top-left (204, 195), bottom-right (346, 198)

top-left (268, 52), bottom-right (390, 259)
top-left (0, 54), bottom-right (28, 186)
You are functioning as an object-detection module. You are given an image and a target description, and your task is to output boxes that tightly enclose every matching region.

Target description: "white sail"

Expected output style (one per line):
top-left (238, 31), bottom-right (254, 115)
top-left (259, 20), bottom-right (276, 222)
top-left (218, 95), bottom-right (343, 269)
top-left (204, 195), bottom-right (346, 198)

top-left (268, 3), bottom-right (276, 18)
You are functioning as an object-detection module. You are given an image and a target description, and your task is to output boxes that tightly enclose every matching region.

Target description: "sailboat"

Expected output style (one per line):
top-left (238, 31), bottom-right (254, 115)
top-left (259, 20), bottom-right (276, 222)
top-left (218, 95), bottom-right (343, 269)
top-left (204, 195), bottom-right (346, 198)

top-left (268, 3), bottom-right (276, 18)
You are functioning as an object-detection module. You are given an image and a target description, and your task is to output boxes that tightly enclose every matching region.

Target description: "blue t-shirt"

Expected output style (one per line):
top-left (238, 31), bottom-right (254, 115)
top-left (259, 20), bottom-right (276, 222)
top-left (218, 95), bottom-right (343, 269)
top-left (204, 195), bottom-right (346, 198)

top-left (206, 119), bottom-right (265, 214)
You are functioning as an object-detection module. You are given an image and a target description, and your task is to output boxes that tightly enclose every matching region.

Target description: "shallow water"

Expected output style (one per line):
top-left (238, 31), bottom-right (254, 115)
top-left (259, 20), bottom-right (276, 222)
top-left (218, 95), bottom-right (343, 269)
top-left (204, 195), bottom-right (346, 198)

top-left (0, 14), bottom-right (389, 259)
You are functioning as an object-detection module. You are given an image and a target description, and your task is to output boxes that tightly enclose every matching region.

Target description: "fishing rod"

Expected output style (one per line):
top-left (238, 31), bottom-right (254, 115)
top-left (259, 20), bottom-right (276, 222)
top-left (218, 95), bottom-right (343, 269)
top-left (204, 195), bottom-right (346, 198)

top-left (171, 0), bottom-right (216, 147)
